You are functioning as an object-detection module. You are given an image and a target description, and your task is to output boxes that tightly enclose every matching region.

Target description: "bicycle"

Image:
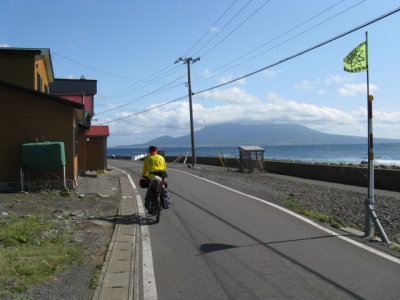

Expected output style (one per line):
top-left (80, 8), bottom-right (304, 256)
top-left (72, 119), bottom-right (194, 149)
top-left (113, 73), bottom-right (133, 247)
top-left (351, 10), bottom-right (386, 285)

top-left (148, 175), bottom-right (164, 223)
top-left (140, 171), bottom-right (168, 223)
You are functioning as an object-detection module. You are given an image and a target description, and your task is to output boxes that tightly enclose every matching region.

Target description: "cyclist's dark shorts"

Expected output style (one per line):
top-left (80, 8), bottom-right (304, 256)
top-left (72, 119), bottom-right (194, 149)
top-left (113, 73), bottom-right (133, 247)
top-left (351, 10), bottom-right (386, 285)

top-left (150, 171), bottom-right (168, 179)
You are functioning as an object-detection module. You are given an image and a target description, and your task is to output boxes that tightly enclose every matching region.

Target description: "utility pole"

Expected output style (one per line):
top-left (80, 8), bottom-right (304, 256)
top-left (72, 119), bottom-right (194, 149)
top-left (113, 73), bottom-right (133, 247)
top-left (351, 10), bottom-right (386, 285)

top-left (175, 57), bottom-right (200, 167)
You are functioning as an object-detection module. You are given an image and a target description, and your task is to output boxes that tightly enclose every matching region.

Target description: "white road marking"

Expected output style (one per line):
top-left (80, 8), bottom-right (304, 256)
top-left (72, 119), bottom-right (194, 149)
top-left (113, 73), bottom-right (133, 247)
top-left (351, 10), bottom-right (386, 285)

top-left (172, 168), bottom-right (400, 265)
top-left (114, 167), bottom-right (158, 300)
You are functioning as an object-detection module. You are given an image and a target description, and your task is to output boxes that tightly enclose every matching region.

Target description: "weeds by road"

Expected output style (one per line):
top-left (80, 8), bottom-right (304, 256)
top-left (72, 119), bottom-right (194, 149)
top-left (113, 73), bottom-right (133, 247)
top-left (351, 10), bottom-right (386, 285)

top-left (0, 184), bottom-right (120, 300)
top-left (0, 215), bottom-right (83, 298)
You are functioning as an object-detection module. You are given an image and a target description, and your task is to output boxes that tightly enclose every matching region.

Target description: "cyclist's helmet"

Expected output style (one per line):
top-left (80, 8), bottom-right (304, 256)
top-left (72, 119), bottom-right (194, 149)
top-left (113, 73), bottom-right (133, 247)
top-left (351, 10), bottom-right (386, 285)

top-left (148, 145), bottom-right (158, 153)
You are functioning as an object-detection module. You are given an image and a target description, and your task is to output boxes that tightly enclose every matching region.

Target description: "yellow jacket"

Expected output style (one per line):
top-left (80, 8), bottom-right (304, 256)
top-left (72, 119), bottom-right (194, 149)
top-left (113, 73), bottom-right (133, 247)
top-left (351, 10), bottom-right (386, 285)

top-left (142, 154), bottom-right (167, 179)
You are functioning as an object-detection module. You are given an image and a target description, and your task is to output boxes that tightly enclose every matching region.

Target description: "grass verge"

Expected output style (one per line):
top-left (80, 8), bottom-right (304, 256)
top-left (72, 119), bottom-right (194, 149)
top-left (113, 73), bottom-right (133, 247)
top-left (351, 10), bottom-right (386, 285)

top-left (278, 196), bottom-right (343, 229)
top-left (90, 264), bottom-right (104, 289)
top-left (0, 215), bottom-right (84, 298)
top-left (390, 244), bottom-right (400, 253)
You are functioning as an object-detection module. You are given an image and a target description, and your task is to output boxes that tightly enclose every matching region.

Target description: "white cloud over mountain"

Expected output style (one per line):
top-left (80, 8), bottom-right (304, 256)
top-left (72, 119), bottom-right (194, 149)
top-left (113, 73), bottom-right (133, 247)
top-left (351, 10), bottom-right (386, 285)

top-left (103, 86), bottom-right (399, 146)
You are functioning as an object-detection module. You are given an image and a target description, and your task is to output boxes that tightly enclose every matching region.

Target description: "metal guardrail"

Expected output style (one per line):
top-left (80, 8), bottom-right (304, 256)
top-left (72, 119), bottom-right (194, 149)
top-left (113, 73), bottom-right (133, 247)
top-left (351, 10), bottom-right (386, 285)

top-left (131, 152), bottom-right (147, 161)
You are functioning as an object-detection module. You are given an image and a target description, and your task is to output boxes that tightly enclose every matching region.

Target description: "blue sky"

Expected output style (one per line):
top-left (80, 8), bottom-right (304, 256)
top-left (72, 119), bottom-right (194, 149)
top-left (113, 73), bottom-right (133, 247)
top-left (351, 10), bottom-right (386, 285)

top-left (1, 0), bottom-right (399, 146)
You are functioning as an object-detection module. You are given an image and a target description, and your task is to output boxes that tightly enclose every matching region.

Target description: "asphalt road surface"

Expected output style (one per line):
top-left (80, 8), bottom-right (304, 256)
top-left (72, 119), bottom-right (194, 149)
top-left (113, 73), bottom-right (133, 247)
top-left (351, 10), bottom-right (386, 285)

top-left (110, 160), bottom-right (400, 300)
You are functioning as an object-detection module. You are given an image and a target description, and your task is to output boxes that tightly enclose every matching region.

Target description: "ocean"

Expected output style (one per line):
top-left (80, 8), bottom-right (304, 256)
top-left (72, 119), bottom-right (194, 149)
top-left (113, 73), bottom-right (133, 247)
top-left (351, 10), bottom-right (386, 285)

top-left (108, 143), bottom-right (400, 166)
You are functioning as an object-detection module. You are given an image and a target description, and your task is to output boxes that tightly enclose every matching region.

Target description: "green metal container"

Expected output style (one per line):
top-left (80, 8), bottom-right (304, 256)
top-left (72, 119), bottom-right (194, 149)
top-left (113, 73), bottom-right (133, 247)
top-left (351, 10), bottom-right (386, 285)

top-left (21, 142), bottom-right (66, 171)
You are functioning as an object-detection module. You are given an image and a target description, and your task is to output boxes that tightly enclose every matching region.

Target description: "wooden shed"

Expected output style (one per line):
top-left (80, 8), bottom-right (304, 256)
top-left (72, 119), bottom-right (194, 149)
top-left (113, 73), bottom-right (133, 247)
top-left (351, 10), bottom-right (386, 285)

top-left (86, 126), bottom-right (110, 171)
top-left (0, 80), bottom-right (84, 190)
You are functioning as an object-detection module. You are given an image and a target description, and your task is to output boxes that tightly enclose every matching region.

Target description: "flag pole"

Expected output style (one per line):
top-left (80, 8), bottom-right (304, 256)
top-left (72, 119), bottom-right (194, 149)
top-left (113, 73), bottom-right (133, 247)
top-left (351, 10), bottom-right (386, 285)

top-left (363, 31), bottom-right (390, 243)
top-left (365, 31), bottom-right (374, 237)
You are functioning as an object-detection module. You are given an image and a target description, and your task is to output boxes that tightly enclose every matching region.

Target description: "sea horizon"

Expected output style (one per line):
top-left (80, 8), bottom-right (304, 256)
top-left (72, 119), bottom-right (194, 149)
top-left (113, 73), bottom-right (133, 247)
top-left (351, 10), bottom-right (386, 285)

top-left (107, 143), bottom-right (400, 166)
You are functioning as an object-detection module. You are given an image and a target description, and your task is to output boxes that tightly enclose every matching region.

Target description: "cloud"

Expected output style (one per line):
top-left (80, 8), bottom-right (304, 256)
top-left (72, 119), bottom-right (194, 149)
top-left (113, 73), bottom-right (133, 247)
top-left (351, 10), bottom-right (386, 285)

top-left (203, 69), bottom-right (217, 78)
top-left (0, 44), bottom-right (10, 47)
top-left (219, 76), bottom-right (246, 85)
top-left (263, 69), bottom-right (282, 77)
top-left (356, 107), bottom-right (400, 124)
top-left (209, 27), bottom-right (220, 32)
top-left (325, 75), bottom-right (353, 85)
top-left (337, 83), bottom-right (378, 96)
top-left (103, 89), bottom-right (400, 146)
top-left (200, 87), bottom-right (260, 104)
top-left (294, 80), bottom-right (318, 91)
top-left (265, 92), bottom-right (355, 123)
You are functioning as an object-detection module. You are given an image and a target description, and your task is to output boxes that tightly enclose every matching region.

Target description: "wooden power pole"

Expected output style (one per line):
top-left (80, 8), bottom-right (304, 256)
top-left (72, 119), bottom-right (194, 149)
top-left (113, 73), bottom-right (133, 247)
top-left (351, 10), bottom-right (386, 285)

top-left (175, 57), bottom-right (200, 167)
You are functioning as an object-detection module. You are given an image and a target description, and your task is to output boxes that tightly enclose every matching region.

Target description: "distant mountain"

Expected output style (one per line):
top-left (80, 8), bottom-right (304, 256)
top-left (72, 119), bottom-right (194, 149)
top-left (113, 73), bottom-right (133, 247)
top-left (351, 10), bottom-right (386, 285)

top-left (111, 123), bottom-right (399, 148)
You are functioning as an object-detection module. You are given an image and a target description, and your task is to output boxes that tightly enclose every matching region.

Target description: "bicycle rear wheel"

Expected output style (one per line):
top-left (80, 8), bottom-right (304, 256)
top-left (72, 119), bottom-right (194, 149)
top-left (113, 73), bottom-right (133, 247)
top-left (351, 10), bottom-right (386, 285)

top-left (155, 198), bottom-right (161, 223)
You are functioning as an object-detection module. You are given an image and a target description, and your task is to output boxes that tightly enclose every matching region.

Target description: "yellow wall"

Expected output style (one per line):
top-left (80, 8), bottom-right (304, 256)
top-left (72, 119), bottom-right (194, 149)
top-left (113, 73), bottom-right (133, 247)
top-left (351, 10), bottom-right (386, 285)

top-left (34, 56), bottom-right (50, 93)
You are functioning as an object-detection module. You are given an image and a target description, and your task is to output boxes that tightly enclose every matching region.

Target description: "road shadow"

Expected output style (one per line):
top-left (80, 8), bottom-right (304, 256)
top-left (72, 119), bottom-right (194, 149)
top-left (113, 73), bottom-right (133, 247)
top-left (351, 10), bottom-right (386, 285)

top-left (200, 243), bottom-right (238, 253)
top-left (170, 190), bottom-right (364, 300)
top-left (199, 234), bottom-right (347, 254)
top-left (89, 213), bottom-right (141, 225)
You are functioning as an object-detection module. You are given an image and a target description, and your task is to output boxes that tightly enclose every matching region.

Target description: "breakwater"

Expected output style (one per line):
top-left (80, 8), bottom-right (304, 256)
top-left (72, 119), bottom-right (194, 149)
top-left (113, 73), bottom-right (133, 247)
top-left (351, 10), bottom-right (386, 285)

top-left (108, 155), bottom-right (400, 192)
top-left (167, 156), bottom-right (400, 192)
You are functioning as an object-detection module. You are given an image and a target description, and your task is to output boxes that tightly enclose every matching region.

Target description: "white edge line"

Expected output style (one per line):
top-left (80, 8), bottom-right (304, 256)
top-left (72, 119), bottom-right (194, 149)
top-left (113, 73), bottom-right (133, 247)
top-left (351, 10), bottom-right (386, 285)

top-left (113, 167), bottom-right (158, 300)
top-left (172, 168), bottom-right (400, 265)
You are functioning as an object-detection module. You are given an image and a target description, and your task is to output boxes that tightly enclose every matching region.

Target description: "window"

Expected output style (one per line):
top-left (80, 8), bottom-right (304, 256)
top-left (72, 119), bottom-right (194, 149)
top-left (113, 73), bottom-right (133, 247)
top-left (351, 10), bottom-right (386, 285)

top-left (37, 72), bottom-right (43, 91)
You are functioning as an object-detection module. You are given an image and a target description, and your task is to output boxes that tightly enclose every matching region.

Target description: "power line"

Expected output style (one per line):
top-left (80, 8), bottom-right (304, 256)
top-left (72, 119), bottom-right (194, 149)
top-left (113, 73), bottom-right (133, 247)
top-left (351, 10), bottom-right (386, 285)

top-left (53, 51), bottom-right (185, 102)
top-left (103, 65), bottom-right (185, 101)
top-left (184, 0), bottom-right (239, 56)
top-left (95, 73), bottom-right (187, 115)
top-left (96, 80), bottom-right (186, 109)
top-left (215, 0), bottom-right (369, 77)
top-left (194, 6), bottom-right (400, 96)
top-left (53, 51), bottom-right (148, 81)
top-left (97, 6), bottom-right (400, 125)
top-left (103, 1), bottom-right (240, 108)
top-left (104, 63), bottom-right (181, 98)
top-left (193, 0), bottom-right (253, 57)
top-left (201, 0), bottom-right (272, 58)
top-left (96, 95), bottom-right (188, 125)
top-left (200, 0), bottom-right (349, 79)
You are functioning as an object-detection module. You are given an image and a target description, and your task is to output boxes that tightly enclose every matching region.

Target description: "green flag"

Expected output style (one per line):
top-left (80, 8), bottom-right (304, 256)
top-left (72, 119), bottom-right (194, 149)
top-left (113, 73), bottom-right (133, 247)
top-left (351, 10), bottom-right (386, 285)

top-left (343, 41), bottom-right (368, 73)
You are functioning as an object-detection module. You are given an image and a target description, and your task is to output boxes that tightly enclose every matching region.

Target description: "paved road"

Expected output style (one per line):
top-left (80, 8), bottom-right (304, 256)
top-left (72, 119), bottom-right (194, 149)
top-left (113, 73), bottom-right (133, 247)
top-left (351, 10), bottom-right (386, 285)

top-left (110, 160), bottom-right (400, 300)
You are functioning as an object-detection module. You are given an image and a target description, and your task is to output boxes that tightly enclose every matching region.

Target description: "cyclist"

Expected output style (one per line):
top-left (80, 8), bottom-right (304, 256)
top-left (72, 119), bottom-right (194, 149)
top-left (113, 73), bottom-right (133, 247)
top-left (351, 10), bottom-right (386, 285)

top-left (142, 145), bottom-right (170, 213)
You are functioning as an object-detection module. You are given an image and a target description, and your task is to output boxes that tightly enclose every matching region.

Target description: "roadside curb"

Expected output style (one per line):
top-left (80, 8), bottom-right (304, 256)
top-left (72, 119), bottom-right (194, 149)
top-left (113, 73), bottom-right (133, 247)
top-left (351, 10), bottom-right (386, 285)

top-left (92, 168), bottom-right (139, 300)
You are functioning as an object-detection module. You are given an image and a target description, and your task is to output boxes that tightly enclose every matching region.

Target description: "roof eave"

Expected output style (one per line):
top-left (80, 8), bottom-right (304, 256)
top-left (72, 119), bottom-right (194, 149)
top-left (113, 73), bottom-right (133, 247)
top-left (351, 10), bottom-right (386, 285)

top-left (0, 79), bottom-right (83, 109)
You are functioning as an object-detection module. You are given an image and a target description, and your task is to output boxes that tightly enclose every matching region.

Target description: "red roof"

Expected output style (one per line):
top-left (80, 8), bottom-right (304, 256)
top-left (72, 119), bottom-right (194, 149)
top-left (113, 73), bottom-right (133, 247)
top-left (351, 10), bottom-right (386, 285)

top-left (86, 126), bottom-right (109, 137)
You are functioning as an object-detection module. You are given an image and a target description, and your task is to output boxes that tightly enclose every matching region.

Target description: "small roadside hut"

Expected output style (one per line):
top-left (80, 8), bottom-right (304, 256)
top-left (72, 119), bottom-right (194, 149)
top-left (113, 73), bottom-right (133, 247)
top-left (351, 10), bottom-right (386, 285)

top-left (86, 126), bottom-right (109, 171)
top-left (238, 146), bottom-right (265, 172)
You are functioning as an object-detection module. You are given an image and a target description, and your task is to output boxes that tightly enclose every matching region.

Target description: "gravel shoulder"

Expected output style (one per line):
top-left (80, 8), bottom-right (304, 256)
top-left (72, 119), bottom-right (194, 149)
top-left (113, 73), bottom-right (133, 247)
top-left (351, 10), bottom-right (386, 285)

top-left (0, 171), bottom-right (121, 300)
top-left (1, 162), bottom-right (399, 299)
top-left (168, 162), bottom-right (400, 245)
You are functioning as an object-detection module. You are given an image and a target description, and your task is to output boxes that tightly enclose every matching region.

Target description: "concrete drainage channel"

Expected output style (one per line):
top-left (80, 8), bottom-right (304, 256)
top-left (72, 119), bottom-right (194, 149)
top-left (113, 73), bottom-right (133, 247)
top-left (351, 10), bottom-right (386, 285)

top-left (92, 172), bottom-right (141, 300)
